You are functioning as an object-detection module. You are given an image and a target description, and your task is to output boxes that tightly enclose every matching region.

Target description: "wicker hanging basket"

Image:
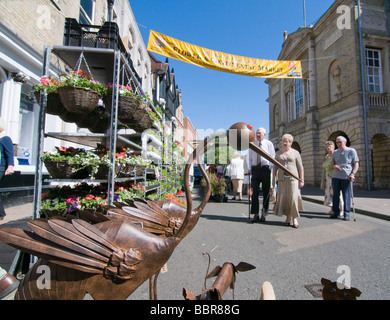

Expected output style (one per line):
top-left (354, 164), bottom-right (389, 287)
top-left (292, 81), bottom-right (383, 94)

top-left (104, 95), bottom-right (152, 132)
top-left (76, 107), bottom-right (111, 133)
top-left (44, 159), bottom-right (90, 179)
top-left (59, 109), bottom-right (84, 123)
top-left (92, 164), bottom-right (122, 179)
top-left (34, 92), bottom-right (66, 116)
top-left (87, 117), bottom-right (110, 133)
top-left (58, 86), bottom-right (101, 114)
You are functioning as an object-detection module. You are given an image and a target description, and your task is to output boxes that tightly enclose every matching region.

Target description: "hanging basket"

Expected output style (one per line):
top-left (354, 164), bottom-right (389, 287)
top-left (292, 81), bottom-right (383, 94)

top-left (34, 92), bottom-right (66, 116)
top-left (59, 109), bottom-right (84, 123)
top-left (87, 117), bottom-right (110, 133)
top-left (75, 112), bottom-right (97, 128)
top-left (104, 95), bottom-right (152, 132)
top-left (76, 107), bottom-right (111, 133)
top-left (118, 164), bottom-right (147, 177)
top-left (44, 159), bottom-right (90, 179)
top-left (58, 86), bottom-right (101, 114)
top-left (92, 164), bottom-right (122, 179)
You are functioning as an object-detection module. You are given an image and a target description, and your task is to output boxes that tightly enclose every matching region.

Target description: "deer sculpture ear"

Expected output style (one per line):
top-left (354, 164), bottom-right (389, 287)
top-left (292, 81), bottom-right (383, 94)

top-left (206, 266), bottom-right (222, 279)
top-left (321, 278), bottom-right (332, 286)
top-left (350, 287), bottom-right (362, 297)
top-left (235, 262), bottom-right (256, 272)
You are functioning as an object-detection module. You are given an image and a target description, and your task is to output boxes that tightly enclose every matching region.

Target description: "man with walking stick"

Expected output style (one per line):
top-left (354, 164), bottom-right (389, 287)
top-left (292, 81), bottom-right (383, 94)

top-left (330, 136), bottom-right (359, 221)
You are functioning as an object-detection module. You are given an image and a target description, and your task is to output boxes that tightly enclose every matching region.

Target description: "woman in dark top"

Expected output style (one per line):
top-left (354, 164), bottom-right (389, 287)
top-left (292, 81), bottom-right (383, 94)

top-left (0, 118), bottom-right (14, 220)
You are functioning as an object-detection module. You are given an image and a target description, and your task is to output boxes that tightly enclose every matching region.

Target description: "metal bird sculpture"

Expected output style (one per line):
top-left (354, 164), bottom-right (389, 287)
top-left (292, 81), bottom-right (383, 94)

top-left (0, 136), bottom-right (212, 300)
top-left (0, 122), bottom-right (285, 300)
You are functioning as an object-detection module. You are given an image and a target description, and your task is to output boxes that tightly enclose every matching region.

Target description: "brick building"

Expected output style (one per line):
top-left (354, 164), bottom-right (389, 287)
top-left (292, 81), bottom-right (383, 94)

top-left (266, 0), bottom-right (390, 189)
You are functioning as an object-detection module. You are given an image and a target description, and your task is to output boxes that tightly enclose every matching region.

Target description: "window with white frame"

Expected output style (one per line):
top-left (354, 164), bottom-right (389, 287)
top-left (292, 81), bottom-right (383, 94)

top-left (79, 0), bottom-right (95, 24)
top-left (294, 78), bottom-right (303, 119)
top-left (366, 49), bottom-right (383, 93)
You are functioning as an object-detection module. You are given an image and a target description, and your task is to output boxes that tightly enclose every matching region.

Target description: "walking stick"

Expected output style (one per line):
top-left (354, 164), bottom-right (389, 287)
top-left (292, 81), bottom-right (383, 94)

top-left (350, 181), bottom-right (357, 222)
top-left (248, 173), bottom-right (251, 219)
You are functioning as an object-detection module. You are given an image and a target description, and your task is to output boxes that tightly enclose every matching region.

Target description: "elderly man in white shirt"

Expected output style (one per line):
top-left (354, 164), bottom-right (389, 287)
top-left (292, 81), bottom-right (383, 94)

top-left (248, 127), bottom-right (275, 222)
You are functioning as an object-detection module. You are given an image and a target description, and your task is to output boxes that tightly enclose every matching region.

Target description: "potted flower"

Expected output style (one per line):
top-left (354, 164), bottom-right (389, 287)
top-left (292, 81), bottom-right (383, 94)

top-left (40, 183), bottom-right (109, 217)
top-left (201, 172), bottom-right (226, 202)
top-left (83, 144), bottom-right (131, 179)
top-left (57, 69), bottom-right (103, 116)
top-left (122, 154), bottom-right (152, 176)
top-left (33, 76), bottom-right (66, 115)
top-left (42, 146), bottom-right (91, 179)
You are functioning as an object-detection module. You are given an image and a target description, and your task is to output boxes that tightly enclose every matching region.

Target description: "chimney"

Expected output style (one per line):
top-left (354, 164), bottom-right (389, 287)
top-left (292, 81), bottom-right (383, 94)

top-left (283, 31), bottom-right (288, 42)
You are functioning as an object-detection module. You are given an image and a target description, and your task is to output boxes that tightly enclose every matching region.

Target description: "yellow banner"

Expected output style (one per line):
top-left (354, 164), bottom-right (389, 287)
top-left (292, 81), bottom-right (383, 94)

top-left (147, 30), bottom-right (302, 79)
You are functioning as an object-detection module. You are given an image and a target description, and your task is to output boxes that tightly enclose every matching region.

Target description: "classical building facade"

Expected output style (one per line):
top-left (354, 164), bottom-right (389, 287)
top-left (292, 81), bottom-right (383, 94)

top-left (266, 0), bottom-right (390, 189)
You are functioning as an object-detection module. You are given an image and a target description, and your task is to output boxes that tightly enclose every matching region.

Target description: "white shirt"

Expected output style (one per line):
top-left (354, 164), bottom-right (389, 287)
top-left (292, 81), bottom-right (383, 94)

top-left (248, 139), bottom-right (275, 170)
top-left (230, 157), bottom-right (244, 179)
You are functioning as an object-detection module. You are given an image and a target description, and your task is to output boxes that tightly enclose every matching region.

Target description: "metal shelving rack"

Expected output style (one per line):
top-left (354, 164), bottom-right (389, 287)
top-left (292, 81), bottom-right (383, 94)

top-left (32, 43), bottom-right (163, 220)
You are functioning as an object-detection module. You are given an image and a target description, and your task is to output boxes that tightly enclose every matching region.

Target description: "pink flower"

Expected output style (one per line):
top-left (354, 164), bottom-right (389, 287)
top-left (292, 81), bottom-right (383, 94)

top-left (85, 194), bottom-right (94, 201)
top-left (40, 78), bottom-right (50, 86)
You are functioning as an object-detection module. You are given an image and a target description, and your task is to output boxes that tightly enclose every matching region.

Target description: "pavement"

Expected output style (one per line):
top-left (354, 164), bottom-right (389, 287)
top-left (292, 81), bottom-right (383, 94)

top-left (300, 186), bottom-right (390, 221)
top-left (0, 185), bottom-right (389, 301)
top-left (1, 185), bottom-right (388, 225)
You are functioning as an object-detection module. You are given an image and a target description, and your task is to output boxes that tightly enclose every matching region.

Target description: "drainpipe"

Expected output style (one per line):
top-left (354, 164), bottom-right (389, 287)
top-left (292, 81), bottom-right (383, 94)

top-left (357, 0), bottom-right (371, 191)
top-left (357, 0), bottom-right (371, 190)
top-left (107, 0), bottom-right (114, 22)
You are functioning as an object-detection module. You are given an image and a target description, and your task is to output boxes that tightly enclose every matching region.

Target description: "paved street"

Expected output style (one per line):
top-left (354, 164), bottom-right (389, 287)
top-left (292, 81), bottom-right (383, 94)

top-left (1, 186), bottom-right (390, 300)
top-left (129, 189), bottom-right (390, 300)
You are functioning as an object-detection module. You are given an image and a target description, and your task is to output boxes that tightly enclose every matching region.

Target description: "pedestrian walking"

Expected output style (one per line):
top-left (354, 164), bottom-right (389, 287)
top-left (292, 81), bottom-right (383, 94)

top-left (248, 127), bottom-right (275, 222)
top-left (330, 136), bottom-right (359, 221)
top-left (272, 134), bottom-right (304, 228)
top-left (229, 152), bottom-right (244, 200)
top-left (0, 118), bottom-right (14, 221)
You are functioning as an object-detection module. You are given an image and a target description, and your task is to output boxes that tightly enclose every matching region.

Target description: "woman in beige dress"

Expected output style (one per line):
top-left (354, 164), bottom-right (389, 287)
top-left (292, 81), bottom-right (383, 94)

top-left (272, 134), bottom-right (304, 228)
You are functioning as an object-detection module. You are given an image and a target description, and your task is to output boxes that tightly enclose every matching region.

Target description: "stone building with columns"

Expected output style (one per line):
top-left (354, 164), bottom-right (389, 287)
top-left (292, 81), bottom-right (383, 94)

top-left (266, 0), bottom-right (390, 189)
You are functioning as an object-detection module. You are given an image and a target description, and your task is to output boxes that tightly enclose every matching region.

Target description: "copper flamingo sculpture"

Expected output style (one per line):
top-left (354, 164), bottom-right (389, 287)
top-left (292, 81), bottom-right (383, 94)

top-left (0, 135), bottom-right (212, 300)
top-left (0, 122), bottom-right (295, 300)
top-left (85, 138), bottom-right (214, 299)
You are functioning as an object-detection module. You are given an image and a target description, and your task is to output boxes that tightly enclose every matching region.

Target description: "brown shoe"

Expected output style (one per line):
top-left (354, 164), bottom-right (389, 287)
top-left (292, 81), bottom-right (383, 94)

top-left (0, 273), bottom-right (19, 299)
top-left (250, 214), bottom-right (259, 223)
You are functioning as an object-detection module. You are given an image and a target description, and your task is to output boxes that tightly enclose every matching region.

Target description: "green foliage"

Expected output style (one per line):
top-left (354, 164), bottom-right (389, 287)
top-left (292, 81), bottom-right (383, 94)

top-left (202, 172), bottom-right (226, 195)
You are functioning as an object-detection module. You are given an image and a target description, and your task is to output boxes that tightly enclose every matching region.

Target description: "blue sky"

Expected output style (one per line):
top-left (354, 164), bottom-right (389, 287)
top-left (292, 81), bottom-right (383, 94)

top-left (130, 0), bottom-right (335, 136)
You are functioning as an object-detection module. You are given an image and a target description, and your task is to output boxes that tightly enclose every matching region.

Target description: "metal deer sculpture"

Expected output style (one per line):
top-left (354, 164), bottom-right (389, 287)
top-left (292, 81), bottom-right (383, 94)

top-left (0, 135), bottom-right (213, 300)
top-left (321, 278), bottom-right (362, 300)
top-left (259, 278), bottom-right (361, 300)
top-left (183, 253), bottom-right (256, 300)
